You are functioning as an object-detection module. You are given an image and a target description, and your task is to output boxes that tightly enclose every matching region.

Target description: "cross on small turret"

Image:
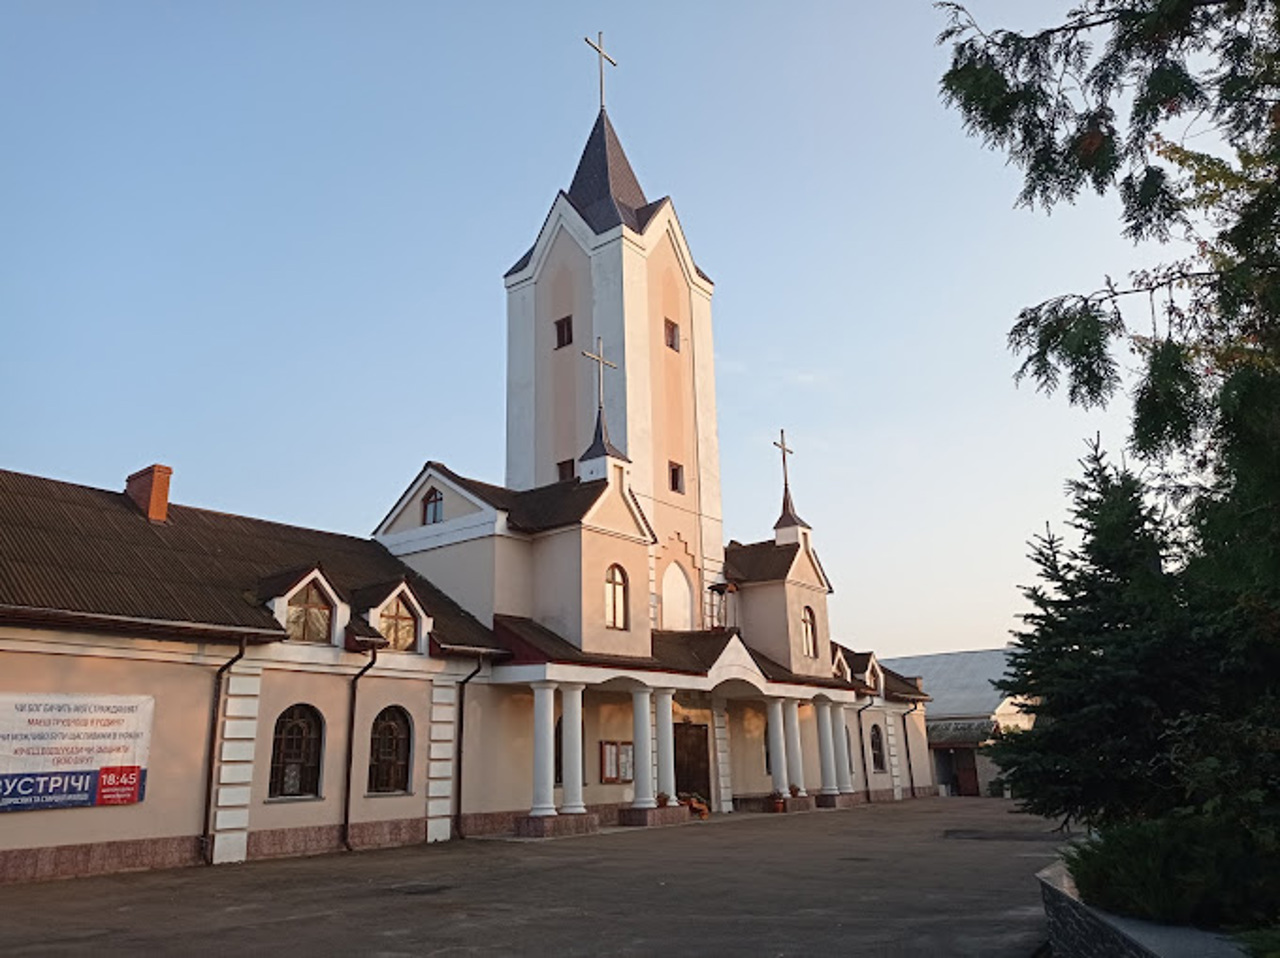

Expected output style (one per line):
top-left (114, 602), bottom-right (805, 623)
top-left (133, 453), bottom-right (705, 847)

top-left (774, 429), bottom-right (795, 489)
top-left (582, 336), bottom-right (617, 408)
top-left (584, 31), bottom-right (617, 110)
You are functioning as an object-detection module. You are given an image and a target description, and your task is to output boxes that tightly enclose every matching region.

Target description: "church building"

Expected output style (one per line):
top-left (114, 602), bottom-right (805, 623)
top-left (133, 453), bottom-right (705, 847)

top-left (0, 102), bottom-right (934, 882)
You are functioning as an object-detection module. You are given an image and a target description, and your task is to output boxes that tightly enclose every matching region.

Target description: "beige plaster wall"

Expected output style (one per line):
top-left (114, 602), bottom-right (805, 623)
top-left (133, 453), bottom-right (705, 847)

top-left (492, 536), bottom-right (534, 619)
top-left (534, 228), bottom-right (593, 486)
top-left (646, 233), bottom-right (696, 516)
top-left (251, 669), bottom-right (349, 831)
top-left (383, 481), bottom-right (481, 535)
top-left (0, 646), bottom-right (212, 850)
top-left (401, 537), bottom-right (495, 627)
top-left (460, 685), bottom-right (644, 815)
top-left (580, 690), bottom-right (638, 807)
top-left (859, 707), bottom-right (896, 795)
top-left (728, 701), bottom-right (772, 795)
top-left (901, 707), bottom-right (933, 791)
top-left (578, 529), bottom-right (650, 657)
top-left (735, 582), bottom-right (790, 666)
top-left (531, 529), bottom-right (582, 645)
top-left (347, 675), bottom-right (431, 824)
top-left (784, 580), bottom-right (834, 679)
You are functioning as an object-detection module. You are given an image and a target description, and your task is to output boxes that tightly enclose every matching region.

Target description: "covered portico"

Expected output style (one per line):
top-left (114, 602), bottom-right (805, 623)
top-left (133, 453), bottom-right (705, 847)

top-left (479, 629), bottom-right (874, 835)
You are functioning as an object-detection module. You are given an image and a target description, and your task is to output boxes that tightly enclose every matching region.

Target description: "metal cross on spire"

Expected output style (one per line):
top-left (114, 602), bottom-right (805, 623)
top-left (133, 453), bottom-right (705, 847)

top-left (584, 31), bottom-right (617, 110)
top-left (774, 429), bottom-right (795, 489)
top-left (582, 336), bottom-right (617, 408)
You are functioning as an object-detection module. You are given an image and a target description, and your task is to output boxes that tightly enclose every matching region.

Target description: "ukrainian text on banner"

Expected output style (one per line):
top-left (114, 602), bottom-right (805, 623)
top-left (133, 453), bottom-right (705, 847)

top-left (0, 694), bottom-right (154, 812)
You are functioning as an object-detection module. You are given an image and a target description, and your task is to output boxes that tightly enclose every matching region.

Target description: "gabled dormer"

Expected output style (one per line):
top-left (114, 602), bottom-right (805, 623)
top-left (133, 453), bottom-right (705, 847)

top-left (350, 579), bottom-right (434, 654)
top-left (259, 565), bottom-right (351, 649)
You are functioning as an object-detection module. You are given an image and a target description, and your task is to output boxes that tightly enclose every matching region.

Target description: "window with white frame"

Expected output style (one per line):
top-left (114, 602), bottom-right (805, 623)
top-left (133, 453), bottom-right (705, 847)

top-left (801, 606), bottom-right (818, 657)
top-left (379, 594), bottom-right (418, 651)
top-left (604, 564), bottom-right (628, 630)
top-left (287, 581), bottom-right (333, 644)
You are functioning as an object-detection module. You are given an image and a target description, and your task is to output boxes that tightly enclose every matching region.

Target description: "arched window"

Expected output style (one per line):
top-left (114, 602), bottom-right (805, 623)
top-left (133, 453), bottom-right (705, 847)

top-left (422, 488), bottom-right (444, 525)
top-left (802, 606), bottom-right (818, 657)
top-left (269, 704), bottom-right (323, 798)
top-left (604, 564), bottom-right (628, 630)
top-left (287, 581), bottom-right (333, 644)
top-left (368, 706), bottom-right (411, 793)
top-left (380, 594), bottom-right (418, 651)
top-left (870, 723), bottom-right (886, 773)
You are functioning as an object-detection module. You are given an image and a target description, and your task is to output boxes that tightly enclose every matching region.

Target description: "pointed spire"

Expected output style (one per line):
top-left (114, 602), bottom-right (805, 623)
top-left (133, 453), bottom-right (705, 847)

top-left (772, 429), bottom-right (810, 531)
top-left (579, 404), bottom-right (629, 464)
top-left (774, 483), bottom-right (810, 531)
top-left (565, 110), bottom-right (655, 234)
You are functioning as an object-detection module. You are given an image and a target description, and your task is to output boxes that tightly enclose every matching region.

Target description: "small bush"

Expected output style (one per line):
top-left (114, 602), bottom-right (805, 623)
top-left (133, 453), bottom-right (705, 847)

top-left (1065, 816), bottom-right (1280, 928)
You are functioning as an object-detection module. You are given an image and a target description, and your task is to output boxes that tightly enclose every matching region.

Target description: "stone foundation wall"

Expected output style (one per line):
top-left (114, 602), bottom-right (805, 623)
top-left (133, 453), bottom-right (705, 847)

top-left (246, 817), bottom-right (428, 860)
top-left (1039, 862), bottom-right (1154, 958)
top-left (461, 802), bottom-right (631, 837)
top-left (0, 835), bottom-right (202, 884)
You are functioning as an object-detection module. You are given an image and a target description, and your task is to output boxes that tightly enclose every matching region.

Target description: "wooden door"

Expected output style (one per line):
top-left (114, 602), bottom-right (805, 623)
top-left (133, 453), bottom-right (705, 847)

top-left (674, 723), bottom-right (711, 800)
top-left (955, 748), bottom-right (980, 796)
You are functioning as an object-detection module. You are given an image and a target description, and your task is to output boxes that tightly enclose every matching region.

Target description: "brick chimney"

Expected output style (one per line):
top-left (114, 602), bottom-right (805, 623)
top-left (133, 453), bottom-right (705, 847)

top-left (125, 464), bottom-right (173, 523)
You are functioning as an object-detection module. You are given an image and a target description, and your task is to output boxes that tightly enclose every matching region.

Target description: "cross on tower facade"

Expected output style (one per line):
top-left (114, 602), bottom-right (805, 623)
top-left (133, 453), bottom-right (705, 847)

top-left (774, 429), bottom-right (795, 489)
top-left (584, 31), bottom-right (617, 110)
top-left (582, 335), bottom-right (617, 408)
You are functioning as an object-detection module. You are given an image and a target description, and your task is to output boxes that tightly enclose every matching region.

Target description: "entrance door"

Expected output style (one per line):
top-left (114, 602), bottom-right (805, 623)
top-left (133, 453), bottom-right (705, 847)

top-left (674, 723), bottom-right (711, 801)
top-left (955, 749), bottom-right (980, 796)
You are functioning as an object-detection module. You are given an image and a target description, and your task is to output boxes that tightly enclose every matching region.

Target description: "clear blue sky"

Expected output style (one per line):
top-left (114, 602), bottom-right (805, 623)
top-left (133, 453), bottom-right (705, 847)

top-left (1, 2), bottom-right (1149, 656)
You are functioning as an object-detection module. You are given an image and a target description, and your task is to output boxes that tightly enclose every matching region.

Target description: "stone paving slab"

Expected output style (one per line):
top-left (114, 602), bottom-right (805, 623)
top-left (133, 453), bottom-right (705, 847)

top-left (0, 799), bottom-right (1062, 957)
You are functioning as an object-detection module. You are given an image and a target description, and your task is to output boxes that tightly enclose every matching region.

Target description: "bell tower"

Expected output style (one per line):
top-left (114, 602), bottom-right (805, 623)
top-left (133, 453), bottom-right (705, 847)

top-left (502, 105), bottom-right (724, 627)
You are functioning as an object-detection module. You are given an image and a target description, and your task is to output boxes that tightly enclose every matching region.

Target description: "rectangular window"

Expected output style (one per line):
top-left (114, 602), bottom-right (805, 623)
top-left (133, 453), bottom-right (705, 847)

top-left (557, 459), bottom-right (575, 482)
top-left (669, 462), bottom-right (685, 494)
top-left (555, 315), bottom-right (573, 349)
top-left (664, 318), bottom-right (680, 352)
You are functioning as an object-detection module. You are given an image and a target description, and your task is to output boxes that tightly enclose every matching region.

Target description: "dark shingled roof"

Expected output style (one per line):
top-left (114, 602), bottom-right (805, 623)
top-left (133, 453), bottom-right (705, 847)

top-left (723, 539), bottom-right (799, 584)
top-left (774, 484), bottom-right (810, 531)
top-left (579, 406), bottom-right (629, 463)
top-left (883, 666), bottom-right (931, 702)
top-left (744, 647), bottom-right (875, 694)
top-left (565, 109), bottom-right (655, 234)
top-left (504, 113), bottom-right (713, 281)
top-left (418, 462), bottom-right (609, 534)
top-left (651, 629), bottom-right (735, 672)
top-left (493, 614), bottom-right (669, 671)
top-left (0, 468), bottom-right (500, 653)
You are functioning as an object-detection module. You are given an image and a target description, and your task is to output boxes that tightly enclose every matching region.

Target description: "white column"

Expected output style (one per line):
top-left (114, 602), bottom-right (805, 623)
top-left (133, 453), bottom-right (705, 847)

top-left (654, 688), bottom-right (676, 801)
top-left (815, 700), bottom-right (839, 796)
top-left (560, 683), bottom-right (586, 814)
top-left (766, 698), bottom-right (789, 793)
top-left (783, 698), bottom-right (806, 796)
top-left (530, 681), bottom-right (558, 817)
top-left (832, 703), bottom-right (855, 794)
top-left (631, 687), bottom-right (656, 809)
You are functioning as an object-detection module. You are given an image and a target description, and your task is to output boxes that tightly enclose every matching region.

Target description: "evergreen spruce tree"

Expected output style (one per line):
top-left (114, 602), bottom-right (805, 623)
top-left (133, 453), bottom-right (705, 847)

top-left (990, 442), bottom-right (1191, 827)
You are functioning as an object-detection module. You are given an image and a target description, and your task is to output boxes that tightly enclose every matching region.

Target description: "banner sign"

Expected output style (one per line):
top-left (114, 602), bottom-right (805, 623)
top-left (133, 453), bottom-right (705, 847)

top-left (0, 694), bottom-right (154, 812)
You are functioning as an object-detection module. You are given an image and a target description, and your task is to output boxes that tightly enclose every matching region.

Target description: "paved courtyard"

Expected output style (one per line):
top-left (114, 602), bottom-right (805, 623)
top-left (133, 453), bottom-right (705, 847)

top-left (0, 799), bottom-right (1062, 957)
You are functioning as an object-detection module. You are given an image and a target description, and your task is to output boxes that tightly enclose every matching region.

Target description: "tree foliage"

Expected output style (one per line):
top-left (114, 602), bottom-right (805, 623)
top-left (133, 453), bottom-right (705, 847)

top-left (988, 442), bottom-right (1191, 827)
top-left (940, 1), bottom-right (1280, 922)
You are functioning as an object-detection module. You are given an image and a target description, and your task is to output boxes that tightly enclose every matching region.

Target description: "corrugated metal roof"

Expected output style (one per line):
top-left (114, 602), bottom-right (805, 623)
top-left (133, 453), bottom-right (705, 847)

top-left (880, 648), bottom-right (1012, 718)
top-left (0, 468), bottom-right (501, 653)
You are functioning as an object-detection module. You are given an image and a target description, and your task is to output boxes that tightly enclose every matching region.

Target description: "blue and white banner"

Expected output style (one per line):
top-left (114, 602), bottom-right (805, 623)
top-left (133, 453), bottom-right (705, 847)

top-left (0, 694), bottom-right (154, 812)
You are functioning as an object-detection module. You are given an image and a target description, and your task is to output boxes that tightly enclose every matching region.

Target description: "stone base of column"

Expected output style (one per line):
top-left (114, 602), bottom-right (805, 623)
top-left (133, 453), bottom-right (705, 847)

top-left (783, 795), bottom-right (815, 813)
top-left (514, 813), bottom-right (600, 839)
top-left (816, 793), bottom-right (859, 809)
top-left (617, 805), bottom-right (693, 828)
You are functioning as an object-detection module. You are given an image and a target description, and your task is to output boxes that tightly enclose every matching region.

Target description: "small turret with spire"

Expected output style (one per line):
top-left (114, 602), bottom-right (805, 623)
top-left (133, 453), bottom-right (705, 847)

top-left (579, 336), bottom-right (630, 481)
top-left (773, 429), bottom-right (811, 545)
